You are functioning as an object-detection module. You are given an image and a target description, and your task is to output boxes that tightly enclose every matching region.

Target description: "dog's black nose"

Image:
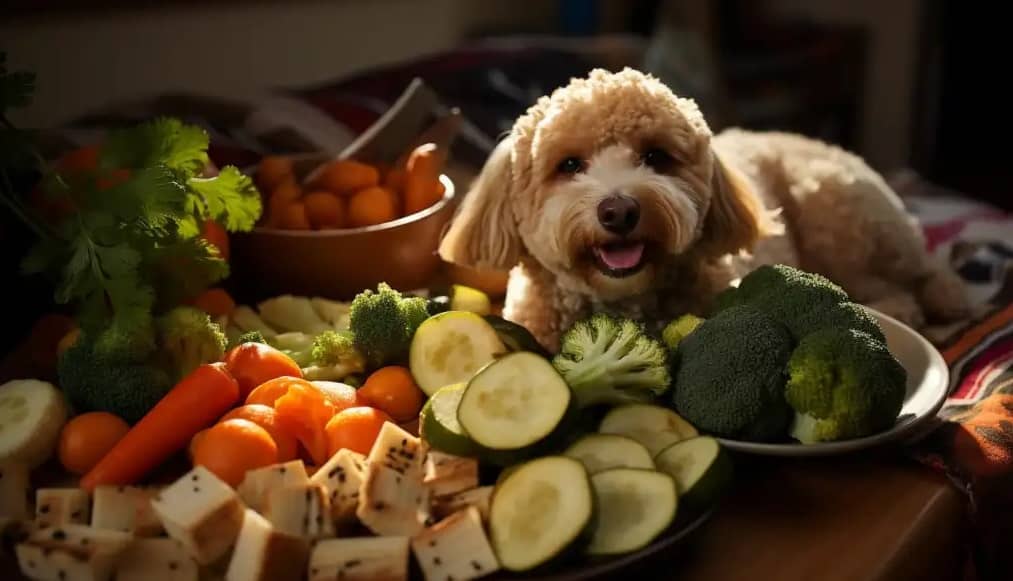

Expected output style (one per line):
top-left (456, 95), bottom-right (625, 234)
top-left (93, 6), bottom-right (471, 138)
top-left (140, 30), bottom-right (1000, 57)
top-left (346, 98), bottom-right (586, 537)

top-left (597, 195), bottom-right (640, 235)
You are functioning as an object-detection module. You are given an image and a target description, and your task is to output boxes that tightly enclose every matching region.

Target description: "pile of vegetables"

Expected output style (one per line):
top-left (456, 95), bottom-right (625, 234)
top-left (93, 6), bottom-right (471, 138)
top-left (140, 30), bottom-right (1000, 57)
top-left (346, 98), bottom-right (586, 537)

top-left (670, 264), bottom-right (908, 444)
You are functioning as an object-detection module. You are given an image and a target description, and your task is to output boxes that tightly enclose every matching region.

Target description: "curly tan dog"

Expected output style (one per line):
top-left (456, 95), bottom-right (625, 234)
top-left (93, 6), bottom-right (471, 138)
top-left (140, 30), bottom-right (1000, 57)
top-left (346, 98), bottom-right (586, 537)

top-left (438, 68), bottom-right (969, 351)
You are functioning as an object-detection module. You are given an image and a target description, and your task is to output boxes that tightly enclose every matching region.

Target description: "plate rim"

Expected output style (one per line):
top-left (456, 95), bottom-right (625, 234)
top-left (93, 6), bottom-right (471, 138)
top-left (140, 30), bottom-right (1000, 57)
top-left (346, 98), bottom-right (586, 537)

top-left (715, 306), bottom-right (950, 456)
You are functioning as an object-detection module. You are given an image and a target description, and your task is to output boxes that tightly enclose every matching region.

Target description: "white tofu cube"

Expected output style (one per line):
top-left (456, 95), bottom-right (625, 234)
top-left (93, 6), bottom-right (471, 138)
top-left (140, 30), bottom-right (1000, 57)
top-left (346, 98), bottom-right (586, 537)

top-left (35, 489), bottom-right (90, 528)
top-left (15, 524), bottom-right (132, 581)
top-left (150, 466), bottom-right (244, 565)
top-left (308, 536), bottom-right (409, 581)
top-left (366, 423), bottom-right (424, 479)
top-left (356, 462), bottom-right (430, 537)
top-left (0, 462), bottom-right (31, 519)
top-left (113, 538), bottom-right (199, 581)
top-left (224, 508), bottom-right (310, 581)
top-left (411, 506), bottom-right (500, 581)
top-left (263, 483), bottom-right (334, 540)
top-left (432, 486), bottom-right (493, 523)
top-left (309, 449), bottom-right (364, 525)
top-left (237, 460), bottom-right (308, 512)
top-left (91, 486), bottom-right (163, 536)
top-left (423, 452), bottom-right (480, 498)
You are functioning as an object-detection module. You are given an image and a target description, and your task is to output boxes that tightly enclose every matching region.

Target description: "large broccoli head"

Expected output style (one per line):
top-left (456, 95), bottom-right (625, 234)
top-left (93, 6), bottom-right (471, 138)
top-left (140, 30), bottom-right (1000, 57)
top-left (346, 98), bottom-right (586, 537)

top-left (58, 336), bottom-right (173, 424)
top-left (552, 313), bottom-right (671, 408)
top-left (785, 327), bottom-right (907, 443)
top-left (672, 304), bottom-right (794, 441)
top-left (349, 283), bottom-right (430, 369)
top-left (714, 264), bottom-right (884, 341)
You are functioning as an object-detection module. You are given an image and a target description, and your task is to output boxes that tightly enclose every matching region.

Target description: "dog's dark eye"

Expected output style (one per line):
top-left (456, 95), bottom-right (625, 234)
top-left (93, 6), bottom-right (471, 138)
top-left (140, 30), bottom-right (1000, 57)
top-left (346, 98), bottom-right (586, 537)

top-left (642, 148), bottom-right (675, 172)
top-left (557, 157), bottom-right (584, 175)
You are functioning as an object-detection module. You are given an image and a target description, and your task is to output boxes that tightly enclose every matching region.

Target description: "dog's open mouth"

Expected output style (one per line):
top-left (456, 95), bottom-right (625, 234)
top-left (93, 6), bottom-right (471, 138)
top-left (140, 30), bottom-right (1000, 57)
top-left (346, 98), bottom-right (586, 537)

top-left (591, 240), bottom-right (648, 277)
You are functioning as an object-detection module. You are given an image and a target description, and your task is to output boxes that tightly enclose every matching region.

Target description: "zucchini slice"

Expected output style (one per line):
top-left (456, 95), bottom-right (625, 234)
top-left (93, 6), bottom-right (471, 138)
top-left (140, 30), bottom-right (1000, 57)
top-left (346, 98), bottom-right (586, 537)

top-left (458, 352), bottom-right (571, 450)
top-left (587, 468), bottom-right (677, 555)
top-left (599, 404), bottom-right (699, 455)
top-left (564, 434), bottom-right (654, 474)
top-left (654, 437), bottom-right (732, 511)
top-left (483, 315), bottom-right (549, 357)
top-left (409, 311), bottom-right (506, 396)
top-left (419, 383), bottom-right (477, 457)
top-left (489, 456), bottom-right (594, 571)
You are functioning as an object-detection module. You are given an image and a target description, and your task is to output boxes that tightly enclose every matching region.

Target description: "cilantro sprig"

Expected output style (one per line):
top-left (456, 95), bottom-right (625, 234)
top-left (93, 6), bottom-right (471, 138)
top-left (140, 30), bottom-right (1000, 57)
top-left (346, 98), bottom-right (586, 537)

top-left (0, 53), bottom-right (262, 337)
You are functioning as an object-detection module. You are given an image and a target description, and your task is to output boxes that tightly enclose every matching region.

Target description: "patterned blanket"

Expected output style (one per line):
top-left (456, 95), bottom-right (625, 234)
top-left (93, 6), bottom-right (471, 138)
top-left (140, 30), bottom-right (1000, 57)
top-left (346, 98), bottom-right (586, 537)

top-left (47, 39), bottom-right (1013, 579)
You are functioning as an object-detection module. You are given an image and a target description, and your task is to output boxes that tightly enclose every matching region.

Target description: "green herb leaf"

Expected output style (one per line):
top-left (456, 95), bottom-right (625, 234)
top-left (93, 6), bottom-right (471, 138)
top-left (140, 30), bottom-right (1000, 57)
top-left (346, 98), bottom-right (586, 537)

top-left (147, 236), bottom-right (229, 309)
top-left (100, 118), bottom-right (209, 175)
top-left (186, 166), bottom-right (262, 232)
top-left (91, 166), bottom-right (186, 233)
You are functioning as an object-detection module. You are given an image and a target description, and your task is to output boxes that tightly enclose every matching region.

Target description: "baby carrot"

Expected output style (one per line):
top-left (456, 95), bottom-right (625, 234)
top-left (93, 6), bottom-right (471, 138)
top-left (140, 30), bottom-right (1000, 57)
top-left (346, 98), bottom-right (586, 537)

top-left (79, 362), bottom-right (240, 491)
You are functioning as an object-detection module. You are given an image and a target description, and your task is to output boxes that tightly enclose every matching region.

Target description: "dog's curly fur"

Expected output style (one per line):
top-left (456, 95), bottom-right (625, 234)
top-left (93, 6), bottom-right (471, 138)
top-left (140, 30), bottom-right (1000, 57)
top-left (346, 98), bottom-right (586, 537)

top-left (439, 68), bottom-right (970, 351)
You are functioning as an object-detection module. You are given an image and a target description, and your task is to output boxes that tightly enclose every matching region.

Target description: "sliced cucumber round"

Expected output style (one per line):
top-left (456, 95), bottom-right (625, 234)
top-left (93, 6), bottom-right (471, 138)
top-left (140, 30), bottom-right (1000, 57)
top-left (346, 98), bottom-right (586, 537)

top-left (564, 434), bottom-right (653, 474)
top-left (587, 468), bottom-right (677, 555)
top-left (458, 352), bottom-right (571, 450)
top-left (0, 380), bottom-right (69, 468)
top-left (490, 456), bottom-right (594, 572)
top-left (599, 404), bottom-right (699, 456)
top-left (654, 436), bottom-right (732, 511)
top-left (409, 311), bottom-right (506, 396)
top-left (419, 383), bottom-right (477, 457)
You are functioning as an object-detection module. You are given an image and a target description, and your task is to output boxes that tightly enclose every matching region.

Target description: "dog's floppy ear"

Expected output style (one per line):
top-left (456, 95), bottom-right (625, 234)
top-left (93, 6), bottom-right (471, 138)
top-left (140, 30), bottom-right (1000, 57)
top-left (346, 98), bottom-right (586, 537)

top-left (697, 150), bottom-right (781, 258)
top-left (438, 137), bottom-right (522, 270)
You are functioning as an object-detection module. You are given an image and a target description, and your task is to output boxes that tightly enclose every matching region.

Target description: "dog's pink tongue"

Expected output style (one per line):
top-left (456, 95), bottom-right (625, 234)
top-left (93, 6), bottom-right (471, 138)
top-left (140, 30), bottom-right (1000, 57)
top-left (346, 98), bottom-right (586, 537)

top-left (595, 242), bottom-right (645, 269)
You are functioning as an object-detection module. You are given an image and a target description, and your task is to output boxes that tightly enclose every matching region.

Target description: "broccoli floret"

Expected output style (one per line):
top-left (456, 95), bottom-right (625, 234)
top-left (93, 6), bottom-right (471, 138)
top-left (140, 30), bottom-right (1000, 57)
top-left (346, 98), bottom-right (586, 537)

top-left (91, 318), bottom-right (157, 364)
top-left (156, 306), bottom-right (227, 381)
top-left (785, 327), bottom-right (906, 443)
top-left (234, 330), bottom-right (267, 346)
top-left (303, 330), bottom-right (367, 381)
top-left (349, 283), bottom-right (431, 369)
top-left (661, 314), bottom-right (704, 351)
top-left (714, 264), bottom-right (884, 341)
top-left (552, 313), bottom-right (671, 408)
top-left (269, 330), bottom-right (366, 381)
top-left (672, 305), bottom-right (794, 441)
top-left (58, 336), bottom-right (173, 424)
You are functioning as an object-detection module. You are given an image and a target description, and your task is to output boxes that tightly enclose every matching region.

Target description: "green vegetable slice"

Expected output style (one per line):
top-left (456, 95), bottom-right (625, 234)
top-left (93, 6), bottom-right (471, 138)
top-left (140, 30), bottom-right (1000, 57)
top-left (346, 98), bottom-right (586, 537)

top-left (489, 456), bottom-right (594, 572)
top-left (458, 352), bottom-right (571, 450)
top-left (450, 285), bottom-right (491, 316)
top-left (564, 434), bottom-right (654, 474)
top-left (409, 311), bottom-right (505, 396)
top-left (599, 404), bottom-right (698, 455)
top-left (587, 468), bottom-right (677, 555)
top-left (653, 437), bottom-right (732, 511)
top-left (419, 383), bottom-right (477, 457)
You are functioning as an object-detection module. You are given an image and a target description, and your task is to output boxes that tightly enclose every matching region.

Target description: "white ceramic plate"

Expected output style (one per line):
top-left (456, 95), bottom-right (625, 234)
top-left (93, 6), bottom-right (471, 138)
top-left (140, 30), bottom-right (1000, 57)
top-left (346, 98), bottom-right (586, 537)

top-left (716, 307), bottom-right (950, 456)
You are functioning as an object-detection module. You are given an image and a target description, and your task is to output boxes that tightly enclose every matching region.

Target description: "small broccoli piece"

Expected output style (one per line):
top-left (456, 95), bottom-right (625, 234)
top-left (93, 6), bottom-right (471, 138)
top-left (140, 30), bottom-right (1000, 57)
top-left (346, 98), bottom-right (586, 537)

top-left (349, 283), bottom-right (430, 369)
top-left (552, 313), bottom-right (671, 408)
top-left (785, 327), bottom-right (906, 443)
top-left (156, 306), bottom-right (227, 381)
top-left (58, 336), bottom-right (173, 424)
top-left (714, 264), bottom-right (884, 341)
top-left (662, 314), bottom-right (704, 351)
top-left (234, 330), bottom-right (267, 346)
top-left (672, 305), bottom-right (794, 441)
top-left (302, 330), bottom-right (366, 381)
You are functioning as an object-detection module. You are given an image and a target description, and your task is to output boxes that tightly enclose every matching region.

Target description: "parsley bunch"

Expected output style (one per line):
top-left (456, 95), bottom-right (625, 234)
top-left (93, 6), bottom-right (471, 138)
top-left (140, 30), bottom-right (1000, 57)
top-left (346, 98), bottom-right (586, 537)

top-left (0, 53), bottom-right (262, 343)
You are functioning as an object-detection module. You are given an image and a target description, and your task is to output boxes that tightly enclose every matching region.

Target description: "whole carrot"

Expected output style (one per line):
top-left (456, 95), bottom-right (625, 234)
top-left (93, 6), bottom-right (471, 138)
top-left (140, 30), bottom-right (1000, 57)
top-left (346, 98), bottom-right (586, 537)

top-left (80, 362), bottom-right (240, 491)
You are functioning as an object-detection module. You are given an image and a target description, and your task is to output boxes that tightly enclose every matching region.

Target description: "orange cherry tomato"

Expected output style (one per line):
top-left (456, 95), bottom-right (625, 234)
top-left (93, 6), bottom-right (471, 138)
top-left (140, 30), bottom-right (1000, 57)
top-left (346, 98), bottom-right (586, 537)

top-left (224, 343), bottom-right (303, 400)
top-left (324, 407), bottom-right (392, 457)
top-left (357, 367), bottom-right (424, 423)
top-left (58, 412), bottom-right (131, 475)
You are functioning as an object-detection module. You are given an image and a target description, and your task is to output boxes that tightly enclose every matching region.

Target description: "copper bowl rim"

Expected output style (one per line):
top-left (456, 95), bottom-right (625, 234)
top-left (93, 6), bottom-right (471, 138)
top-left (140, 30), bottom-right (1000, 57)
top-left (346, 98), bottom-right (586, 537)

top-left (250, 174), bottom-right (456, 238)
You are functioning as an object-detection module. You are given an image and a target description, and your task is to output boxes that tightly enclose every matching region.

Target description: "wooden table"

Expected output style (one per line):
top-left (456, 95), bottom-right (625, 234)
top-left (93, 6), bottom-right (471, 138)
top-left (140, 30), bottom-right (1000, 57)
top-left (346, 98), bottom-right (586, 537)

top-left (650, 448), bottom-right (966, 581)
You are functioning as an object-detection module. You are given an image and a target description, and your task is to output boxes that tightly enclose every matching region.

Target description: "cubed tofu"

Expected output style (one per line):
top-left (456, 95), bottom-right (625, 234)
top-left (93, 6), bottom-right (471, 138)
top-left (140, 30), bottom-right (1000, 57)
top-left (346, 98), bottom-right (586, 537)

top-left (224, 508), bottom-right (310, 581)
top-left (308, 536), bottom-right (409, 581)
top-left (237, 460), bottom-right (308, 512)
top-left (431, 486), bottom-right (493, 523)
top-left (411, 506), bottom-right (500, 581)
top-left (151, 466), bottom-right (245, 565)
top-left (91, 486), bottom-right (163, 536)
top-left (309, 449), bottom-right (365, 525)
top-left (35, 489), bottom-right (90, 528)
top-left (356, 462), bottom-right (430, 537)
top-left (16, 524), bottom-right (132, 581)
top-left (263, 483), bottom-right (334, 540)
top-left (423, 452), bottom-right (480, 498)
top-left (366, 423), bottom-right (424, 480)
top-left (0, 462), bottom-right (32, 519)
top-left (113, 538), bottom-right (199, 581)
